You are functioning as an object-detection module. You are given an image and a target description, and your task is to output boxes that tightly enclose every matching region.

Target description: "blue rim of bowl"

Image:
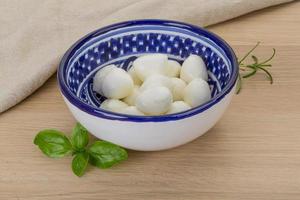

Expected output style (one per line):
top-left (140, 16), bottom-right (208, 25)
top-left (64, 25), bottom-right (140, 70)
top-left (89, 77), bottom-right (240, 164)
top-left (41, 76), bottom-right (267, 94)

top-left (58, 19), bottom-right (238, 122)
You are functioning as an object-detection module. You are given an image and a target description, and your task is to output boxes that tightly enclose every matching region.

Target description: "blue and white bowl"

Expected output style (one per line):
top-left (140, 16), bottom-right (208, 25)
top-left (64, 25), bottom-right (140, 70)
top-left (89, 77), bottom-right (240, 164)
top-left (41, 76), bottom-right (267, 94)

top-left (58, 19), bottom-right (238, 151)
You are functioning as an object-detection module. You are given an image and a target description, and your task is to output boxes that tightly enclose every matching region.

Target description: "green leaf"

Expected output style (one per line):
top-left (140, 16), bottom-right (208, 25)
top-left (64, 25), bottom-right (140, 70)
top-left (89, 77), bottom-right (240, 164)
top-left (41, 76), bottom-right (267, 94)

top-left (251, 55), bottom-right (258, 64)
top-left (242, 66), bottom-right (257, 78)
top-left (260, 48), bottom-right (276, 65)
top-left (236, 73), bottom-right (242, 94)
top-left (71, 123), bottom-right (89, 151)
top-left (72, 152), bottom-right (89, 177)
top-left (34, 129), bottom-right (72, 158)
top-left (256, 66), bottom-right (274, 84)
top-left (88, 141), bottom-right (128, 169)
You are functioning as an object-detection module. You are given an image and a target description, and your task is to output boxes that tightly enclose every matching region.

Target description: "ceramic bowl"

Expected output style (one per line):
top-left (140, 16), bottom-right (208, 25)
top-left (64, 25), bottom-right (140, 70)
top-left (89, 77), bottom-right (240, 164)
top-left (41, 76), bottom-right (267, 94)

top-left (58, 19), bottom-right (238, 151)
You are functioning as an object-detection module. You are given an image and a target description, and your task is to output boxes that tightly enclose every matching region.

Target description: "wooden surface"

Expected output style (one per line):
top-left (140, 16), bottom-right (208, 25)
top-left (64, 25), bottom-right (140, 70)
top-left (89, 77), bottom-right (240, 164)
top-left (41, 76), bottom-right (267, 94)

top-left (1, 2), bottom-right (300, 199)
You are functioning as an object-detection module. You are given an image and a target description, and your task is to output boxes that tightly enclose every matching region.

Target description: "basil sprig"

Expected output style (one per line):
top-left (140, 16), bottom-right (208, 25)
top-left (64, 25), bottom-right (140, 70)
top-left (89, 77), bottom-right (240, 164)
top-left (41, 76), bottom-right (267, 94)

top-left (34, 123), bottom-right (128, 177)
top-left (34, 129), bottom-right (72, 158)
top-left (89, 141), bottom-right (128, 169)
top-left (71, 123), bottom-right (89, 152)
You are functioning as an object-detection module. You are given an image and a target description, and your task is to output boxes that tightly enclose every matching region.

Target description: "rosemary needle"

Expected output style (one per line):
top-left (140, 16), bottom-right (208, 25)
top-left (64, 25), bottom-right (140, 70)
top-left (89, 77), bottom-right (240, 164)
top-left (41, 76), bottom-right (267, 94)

top-left (236, 42), bottom-right (275, 94)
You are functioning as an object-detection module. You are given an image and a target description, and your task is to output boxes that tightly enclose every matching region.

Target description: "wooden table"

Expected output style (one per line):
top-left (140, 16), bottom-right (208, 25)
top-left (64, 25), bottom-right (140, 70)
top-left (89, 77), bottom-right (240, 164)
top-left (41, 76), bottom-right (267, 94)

top-left (1, 2), bottom-right (300, 199)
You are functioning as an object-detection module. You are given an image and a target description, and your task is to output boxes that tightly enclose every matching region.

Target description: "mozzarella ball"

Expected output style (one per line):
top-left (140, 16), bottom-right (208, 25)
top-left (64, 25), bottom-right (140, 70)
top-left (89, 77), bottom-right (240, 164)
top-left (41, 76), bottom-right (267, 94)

top-left (128, 67), bottom-right (142, 86)
top-left (93, 64), bottom-right (116, 95)
top-left (122, 85), bottom-right (140, 106)
top-left (100, 99), bottom-right (128, 112)
top-left (133, 54), bottom-right (168, 81)
top-left (102, 68), bottom-right (134, 99)
top-left (180, 54), bottom-right (208, 83)
top-left (166, 60), bottom-right (181, 77)
top-left (171, 77), bottom-right (187, 101)
top-left (136, 86), bottom-right (173, 115)
top-left (167, 101), bottom-right (191, 114)
top-left (140, 74), bottom-right (173, 91)
top-left (183, 78), bottom-right (211, 107)
top-left (120, 106), bottom-right (145, 116)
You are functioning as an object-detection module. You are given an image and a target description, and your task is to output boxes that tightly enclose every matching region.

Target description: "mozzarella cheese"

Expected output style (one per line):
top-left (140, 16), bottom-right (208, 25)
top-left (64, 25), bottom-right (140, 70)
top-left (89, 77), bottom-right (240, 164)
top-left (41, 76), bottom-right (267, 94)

top-left (133, 54), bottom-right (168, 81)
top-left (140, 74), bottom-right (173, 91)
top-left (135, 86), bottom-right (173, 115)
top-left (170, 77), bottom-right (187, 101)
top-left (180, 54), bottom-right (208, 83)
top-left (122, 85), bottom-right (140, 106)
top-left (166, 60), bottom-right (181, 77)
top-left (100, 99), bottom-right (128, 112)
top-left (183, 78), bottom-right (211, 107)
top-left (120, 106), bottom-right (145, 116)
top-left (102, 68), bottom-right (134, 99)
top-left (93, 64), bottom-right (116, 95)
top-left (128, 67), bottom-right (142, 86)
top-left (167, 101), bottom-right (191, 114)
top-left (94, 53), bottom-right (211, 116)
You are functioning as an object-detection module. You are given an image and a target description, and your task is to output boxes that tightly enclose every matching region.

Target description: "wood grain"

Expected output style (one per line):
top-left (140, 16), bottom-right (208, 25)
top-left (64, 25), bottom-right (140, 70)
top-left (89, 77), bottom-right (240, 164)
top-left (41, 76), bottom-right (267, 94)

top-left (1, 2), bottom-right (300, 199)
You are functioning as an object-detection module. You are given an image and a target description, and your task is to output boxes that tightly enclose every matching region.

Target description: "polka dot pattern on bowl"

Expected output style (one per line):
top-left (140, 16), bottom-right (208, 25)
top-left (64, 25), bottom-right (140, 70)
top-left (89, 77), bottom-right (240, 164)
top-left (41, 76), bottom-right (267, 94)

top-left (64, 24), bottom-right (232, 108)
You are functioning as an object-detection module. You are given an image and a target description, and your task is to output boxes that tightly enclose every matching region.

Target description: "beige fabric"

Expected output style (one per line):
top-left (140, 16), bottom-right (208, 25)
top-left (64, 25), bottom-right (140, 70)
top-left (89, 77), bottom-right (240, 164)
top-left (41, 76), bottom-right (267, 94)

top-left (0, 0), bottom-right (293, 113)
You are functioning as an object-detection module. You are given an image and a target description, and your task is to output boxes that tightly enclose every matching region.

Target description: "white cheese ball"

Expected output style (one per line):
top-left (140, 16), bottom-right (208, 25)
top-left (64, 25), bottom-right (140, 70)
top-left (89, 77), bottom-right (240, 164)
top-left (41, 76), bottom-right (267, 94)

top-left (128, 67), bottom-right (142, 86)
top-left (122, 85), bottom-right (140, 106)
top-left (183, 78), bottom-right (211, 108)
top-left (100, 99), bottom-right (128, 112)
top-left (93, 64), bottom-right (116, 95)
top-left (167, 101), bottom-right (191, 114)
top-left (135, 86), bottom-right (173, 115)
top-left (120, 106), bottom-right (145, 116)
top-left (171, 77), bottom-right (187, 101)
top-left (133, 54), bottom-right (168, 81)
top-left (180, 54), bottom-right (208, 83)
top-left (102, 68), bottom-right (134, 99)
top-left (140, 74), bottom-right (173, 91)
top-left (166, 60), bottom-right (181, 77)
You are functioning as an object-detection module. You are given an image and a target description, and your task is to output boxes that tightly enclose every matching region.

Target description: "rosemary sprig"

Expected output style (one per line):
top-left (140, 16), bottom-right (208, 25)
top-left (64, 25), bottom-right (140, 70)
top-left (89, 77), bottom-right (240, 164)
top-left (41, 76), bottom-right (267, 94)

top-left (236, 42), bottom-right (276, 94)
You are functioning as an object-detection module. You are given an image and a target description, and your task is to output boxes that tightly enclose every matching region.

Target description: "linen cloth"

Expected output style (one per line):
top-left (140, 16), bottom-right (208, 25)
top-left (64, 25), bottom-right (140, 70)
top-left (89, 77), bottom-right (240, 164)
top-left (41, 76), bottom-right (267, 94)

top-left (0, 0), bottom-right (293, 113)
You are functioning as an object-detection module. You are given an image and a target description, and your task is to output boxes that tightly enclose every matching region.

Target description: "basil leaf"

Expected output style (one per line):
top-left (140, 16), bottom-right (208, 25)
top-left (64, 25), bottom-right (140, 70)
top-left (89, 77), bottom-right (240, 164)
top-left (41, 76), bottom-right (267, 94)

top-left (71, 123), bottom-right (89, 151)
top-left (88, 141), bottom-right (128, 169)
top-left (72, 152), bottom-right (89, 177)
top-left (34, 129), bottom-right (72, 158)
